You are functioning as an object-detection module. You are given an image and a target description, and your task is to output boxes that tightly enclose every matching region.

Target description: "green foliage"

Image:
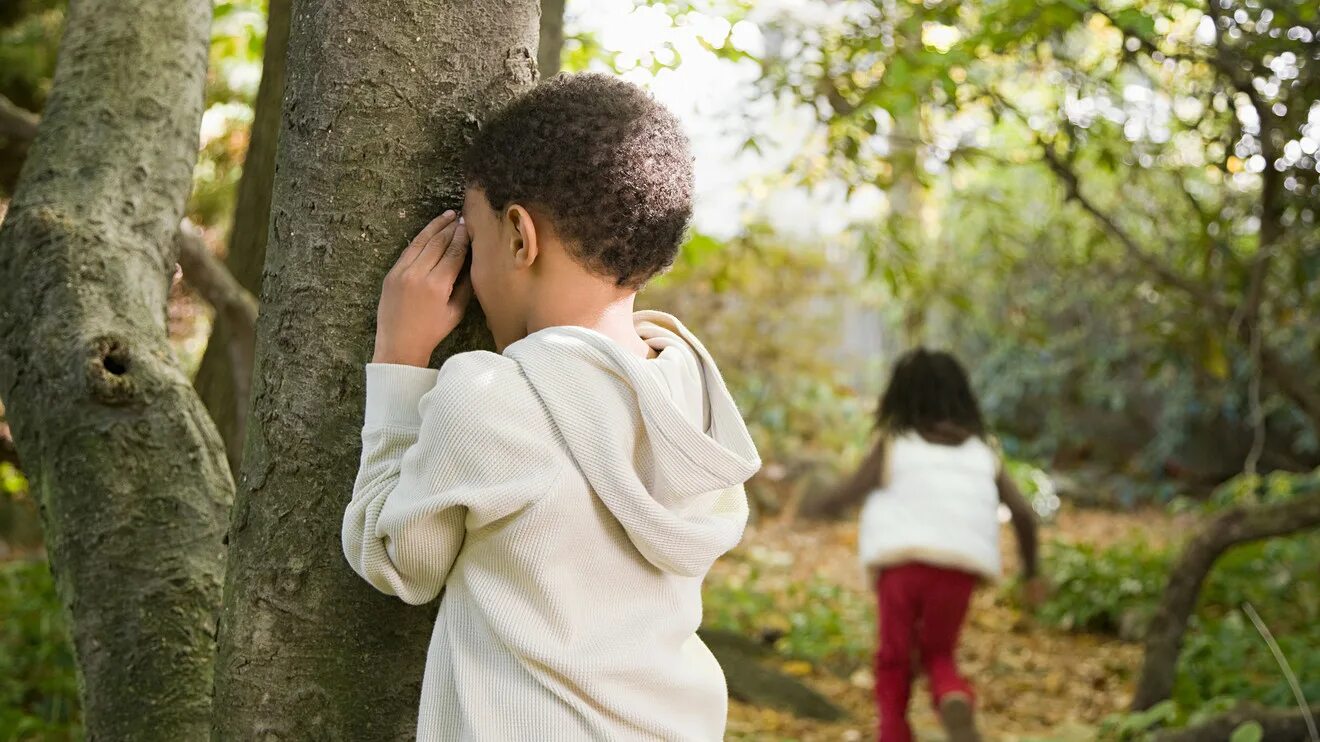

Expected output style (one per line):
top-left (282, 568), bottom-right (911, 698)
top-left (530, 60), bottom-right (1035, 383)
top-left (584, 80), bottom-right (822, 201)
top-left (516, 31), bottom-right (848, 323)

top-left (644, 230), bottom-right (879, 514)
top-left (1040, 473), bottom-right (1320, 725)
top-left (0, 463), bottom-right (26, 498)
top-left (1210, 466), bottom-right (1320, 507)
top-left (1097, 699), bottom-right (1177, 740)
top-left (0, 0), bottom-right (62, 112)
top-left (1039, 540), bottom-right (1167, 636)
top-left (719, 0), bottom-right (1320, 472)
top-left (704, 560), bottom-right (875, 674)
top-left (187, 0), bottom-right (267, 230)
top-left (0, 560), bottom-right (80, 742)
top-left (1003, 456), bottom-right (1063, 520)
top-left (1229, 721), bottom-right (1264, 742)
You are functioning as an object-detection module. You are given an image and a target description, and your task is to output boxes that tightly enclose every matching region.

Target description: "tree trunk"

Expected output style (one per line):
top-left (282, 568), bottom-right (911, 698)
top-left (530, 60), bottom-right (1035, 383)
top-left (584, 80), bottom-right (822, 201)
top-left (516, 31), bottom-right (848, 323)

top-left (1132, 495), bottom-right (1320, 710)
top-left (193, 0), bottom-right (292, 474)
top-left (212, 2), bottom-right (539, 738)
top-left (0, 1), bottom-right (231, 739)
top-left (539, 0), bottom-right (566, 77)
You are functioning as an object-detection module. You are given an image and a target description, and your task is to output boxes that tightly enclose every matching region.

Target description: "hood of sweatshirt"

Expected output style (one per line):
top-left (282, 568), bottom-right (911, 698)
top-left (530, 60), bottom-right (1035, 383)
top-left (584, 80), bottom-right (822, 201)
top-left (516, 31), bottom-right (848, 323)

top-left (503, 311), bottom-right (761, 577)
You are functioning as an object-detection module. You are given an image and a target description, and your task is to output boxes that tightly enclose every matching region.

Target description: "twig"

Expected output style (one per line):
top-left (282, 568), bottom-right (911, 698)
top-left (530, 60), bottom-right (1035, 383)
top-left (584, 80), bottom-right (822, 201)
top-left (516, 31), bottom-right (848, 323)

top-left (175, 219), bottom-right (259, 436)
top-left (0, 95), bottom-right (39, 143)
top-left (1243, 602), bottom-right (1319, 742)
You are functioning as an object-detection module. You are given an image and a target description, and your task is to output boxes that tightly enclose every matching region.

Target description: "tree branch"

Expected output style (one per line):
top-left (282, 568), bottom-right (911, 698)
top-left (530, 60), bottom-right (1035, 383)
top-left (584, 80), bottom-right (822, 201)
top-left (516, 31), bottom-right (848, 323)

top-left (0, 94), bottom-right (39, 142)
top-left (176, 220), bottom-right (258, 429)
top-left (1132, 494), bottom-right (1320, 710)
top-left (1036, 137), bottom-right (1228, 312)
top-left (1155, 703), bottom-right (1320, 742)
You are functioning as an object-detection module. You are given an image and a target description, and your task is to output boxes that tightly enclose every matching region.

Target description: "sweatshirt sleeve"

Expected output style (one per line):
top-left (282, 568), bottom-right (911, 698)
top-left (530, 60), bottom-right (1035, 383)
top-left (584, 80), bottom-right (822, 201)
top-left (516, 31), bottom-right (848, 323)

top-left (342, 353), bottom-right (559, 605)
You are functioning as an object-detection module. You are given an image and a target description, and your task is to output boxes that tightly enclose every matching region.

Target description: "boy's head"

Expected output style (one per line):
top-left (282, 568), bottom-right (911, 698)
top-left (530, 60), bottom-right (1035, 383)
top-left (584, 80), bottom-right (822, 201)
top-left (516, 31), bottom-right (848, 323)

top-left (461, 73), bottom-right (693, 348)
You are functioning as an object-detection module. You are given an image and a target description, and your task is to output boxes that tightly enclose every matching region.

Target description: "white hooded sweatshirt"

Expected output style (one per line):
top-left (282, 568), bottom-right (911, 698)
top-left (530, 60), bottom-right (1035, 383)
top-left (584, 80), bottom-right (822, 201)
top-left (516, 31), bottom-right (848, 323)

top-left (342, 311), bottom-right (760, 741)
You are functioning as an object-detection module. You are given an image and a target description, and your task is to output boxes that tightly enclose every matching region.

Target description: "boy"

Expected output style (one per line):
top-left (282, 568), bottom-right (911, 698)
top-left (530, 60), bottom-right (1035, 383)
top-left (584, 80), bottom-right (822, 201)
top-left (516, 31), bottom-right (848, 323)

top-left (341, 73), bottom-right (761, 741)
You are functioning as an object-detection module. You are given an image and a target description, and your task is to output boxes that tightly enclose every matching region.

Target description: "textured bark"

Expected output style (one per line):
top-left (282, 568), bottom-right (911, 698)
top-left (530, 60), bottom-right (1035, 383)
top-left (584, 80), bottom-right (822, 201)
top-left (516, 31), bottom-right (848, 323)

top-left (0, 1), bottom-right (230, 739)
top-left (539, 0), bottom-right (565, 77)
top-left (1155, 704), bottom-right (1320, 742)
top-left (193, 0), bottom-right (291, 474)
top-left (1132, 495), bottom-right (1320, 710)
top-left (212, 2), bottom-right (539, 738)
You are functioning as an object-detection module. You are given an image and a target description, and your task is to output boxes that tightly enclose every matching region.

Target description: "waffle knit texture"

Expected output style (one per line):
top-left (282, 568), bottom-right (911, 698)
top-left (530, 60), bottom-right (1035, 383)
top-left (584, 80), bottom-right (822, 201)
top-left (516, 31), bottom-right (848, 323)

top-left (342, 311), bottom-right (761, 741)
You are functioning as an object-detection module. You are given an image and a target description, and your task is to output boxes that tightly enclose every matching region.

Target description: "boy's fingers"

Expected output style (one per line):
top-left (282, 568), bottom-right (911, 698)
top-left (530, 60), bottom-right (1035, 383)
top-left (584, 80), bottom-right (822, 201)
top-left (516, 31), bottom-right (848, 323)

top-left (431, 222), bottom-right (469, 284)
top-left (398, 210), bottom-right (456, 270)
top-left (416, 221), bottom-right (459, 272)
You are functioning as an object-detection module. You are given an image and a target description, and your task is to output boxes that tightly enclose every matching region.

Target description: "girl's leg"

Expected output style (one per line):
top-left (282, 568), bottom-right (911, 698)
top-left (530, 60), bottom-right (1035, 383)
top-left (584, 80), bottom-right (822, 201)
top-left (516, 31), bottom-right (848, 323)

top-left (915, 566), bottom-right (977, 704)
top-left (874, 565), bottom-right (920, 742)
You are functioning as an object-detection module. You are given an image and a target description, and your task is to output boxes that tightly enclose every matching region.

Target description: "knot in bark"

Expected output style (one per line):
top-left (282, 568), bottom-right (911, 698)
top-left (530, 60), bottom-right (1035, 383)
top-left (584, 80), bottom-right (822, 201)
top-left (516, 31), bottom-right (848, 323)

top-left (86, 335), bottom-right (139, 405)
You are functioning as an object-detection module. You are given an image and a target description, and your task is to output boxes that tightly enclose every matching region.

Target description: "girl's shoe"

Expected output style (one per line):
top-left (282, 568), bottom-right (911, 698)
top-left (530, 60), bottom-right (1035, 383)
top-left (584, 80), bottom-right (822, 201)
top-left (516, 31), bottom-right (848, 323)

top-left (938, 693), bottom-right (982, 742)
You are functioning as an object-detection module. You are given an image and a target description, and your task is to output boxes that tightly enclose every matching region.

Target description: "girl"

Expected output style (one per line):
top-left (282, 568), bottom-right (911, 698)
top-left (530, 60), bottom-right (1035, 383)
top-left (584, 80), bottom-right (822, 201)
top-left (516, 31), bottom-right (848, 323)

top-left (814, 348), bottom-right (1043, 742)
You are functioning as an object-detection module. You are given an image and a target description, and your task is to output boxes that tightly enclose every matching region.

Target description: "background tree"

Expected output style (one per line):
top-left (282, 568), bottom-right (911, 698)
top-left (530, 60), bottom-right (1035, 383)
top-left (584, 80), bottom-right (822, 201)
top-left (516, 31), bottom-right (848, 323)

top-left (0, 0), bottom-right (231, 738)
top-left (191, 0), bottom-right (291, 473)
top-left (540, 0), bottom-right (566, 77)
top-left (210, 1), bottom-right (540, 737)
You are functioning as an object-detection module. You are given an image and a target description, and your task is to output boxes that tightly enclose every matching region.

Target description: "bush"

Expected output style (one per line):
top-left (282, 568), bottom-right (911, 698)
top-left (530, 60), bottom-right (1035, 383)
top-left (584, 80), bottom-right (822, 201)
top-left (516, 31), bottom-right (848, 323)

top-left (0, 559), bottom-right (80, 741)
top-left (1040, 523), bottom-right (1319, 728)
top-left (704, 562), bottom-right (875, 675)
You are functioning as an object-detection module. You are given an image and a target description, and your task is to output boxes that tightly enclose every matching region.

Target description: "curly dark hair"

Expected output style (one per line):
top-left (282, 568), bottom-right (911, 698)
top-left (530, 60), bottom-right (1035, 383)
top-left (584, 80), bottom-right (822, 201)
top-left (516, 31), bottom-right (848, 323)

top-left (876, 348), bottom-right (987, 442)
top-left (462, 73), bottom-right (694, 289)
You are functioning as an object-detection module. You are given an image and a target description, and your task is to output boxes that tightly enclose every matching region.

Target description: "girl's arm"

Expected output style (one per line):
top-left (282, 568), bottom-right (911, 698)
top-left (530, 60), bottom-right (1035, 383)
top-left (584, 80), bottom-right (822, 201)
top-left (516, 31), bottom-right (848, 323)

top-left (809, 440), bottom-right (886, 517)
top-left (996, 469), bottom-right (1040, 579)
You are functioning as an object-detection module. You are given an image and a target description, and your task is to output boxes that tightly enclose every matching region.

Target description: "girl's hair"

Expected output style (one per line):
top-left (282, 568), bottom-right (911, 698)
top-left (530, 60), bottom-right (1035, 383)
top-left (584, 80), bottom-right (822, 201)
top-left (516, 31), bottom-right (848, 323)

top-left (875, 348), bottom-right (986, 442)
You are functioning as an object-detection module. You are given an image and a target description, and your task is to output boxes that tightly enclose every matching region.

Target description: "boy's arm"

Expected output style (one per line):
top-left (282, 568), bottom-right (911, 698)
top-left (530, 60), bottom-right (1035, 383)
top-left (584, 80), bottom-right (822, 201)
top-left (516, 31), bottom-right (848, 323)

top-left (808, 441), bottom-right (886, 517)
top-left (996, 469), bottom-right (1040, 579)
top-left (342, 357), bottom-right (559, 605)
top-left (341, 363), bottom-right (460, 605)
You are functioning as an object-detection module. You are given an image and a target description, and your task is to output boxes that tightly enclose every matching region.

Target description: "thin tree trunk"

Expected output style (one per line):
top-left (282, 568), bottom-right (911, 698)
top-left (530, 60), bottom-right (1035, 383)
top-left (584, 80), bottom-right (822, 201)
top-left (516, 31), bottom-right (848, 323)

top-left (539, 0), bottom-right (566, 77)
top-left (193, 0), bottom-right (292, 474)
top-left (1132, 495), bottom-right (1320, 710)
top-left (212, 2), bottom-right (539, 737)
top-left (0, 1), bottom-right (230, 739)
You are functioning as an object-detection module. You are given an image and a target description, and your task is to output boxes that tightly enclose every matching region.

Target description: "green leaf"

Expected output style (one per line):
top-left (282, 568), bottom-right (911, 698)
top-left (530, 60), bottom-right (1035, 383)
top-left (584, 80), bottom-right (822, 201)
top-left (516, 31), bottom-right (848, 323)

top-left (1229, 721), bottom-right (1263, 742)
top-left (1114, 8), bottom-right (1157, 39)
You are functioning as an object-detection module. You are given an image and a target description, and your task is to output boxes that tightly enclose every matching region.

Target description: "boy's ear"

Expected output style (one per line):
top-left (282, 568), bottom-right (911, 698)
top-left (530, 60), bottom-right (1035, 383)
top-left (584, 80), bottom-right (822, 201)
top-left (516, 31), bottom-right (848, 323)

top-left (505, 204), bottom-right (539, 268)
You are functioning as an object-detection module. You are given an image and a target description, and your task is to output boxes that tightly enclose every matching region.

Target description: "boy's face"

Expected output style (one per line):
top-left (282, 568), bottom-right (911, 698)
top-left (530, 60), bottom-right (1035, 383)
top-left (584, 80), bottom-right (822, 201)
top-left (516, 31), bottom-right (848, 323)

top-left (462, 187), bottom-right (529, 350)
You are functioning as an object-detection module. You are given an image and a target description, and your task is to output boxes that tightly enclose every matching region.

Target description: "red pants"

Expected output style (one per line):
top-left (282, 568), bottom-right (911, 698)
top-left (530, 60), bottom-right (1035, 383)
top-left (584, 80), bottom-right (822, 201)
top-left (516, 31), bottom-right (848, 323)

top-left (874, 562), bottom-right (978, 742)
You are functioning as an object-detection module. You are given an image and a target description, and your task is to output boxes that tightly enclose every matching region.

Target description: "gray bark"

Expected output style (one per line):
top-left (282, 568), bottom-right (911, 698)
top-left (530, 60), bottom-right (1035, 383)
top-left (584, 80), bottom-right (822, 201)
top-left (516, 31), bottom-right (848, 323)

top-left (539, 0), bottom-right (566, 77)
top-left (193, 0), bottom-right (291, 474)
top-left (1132, 494), bottom-right (1320, 710)
top-left (212, 1), bottom-right (539, 738)
top-left (0, 1), bottom-right (230, 739)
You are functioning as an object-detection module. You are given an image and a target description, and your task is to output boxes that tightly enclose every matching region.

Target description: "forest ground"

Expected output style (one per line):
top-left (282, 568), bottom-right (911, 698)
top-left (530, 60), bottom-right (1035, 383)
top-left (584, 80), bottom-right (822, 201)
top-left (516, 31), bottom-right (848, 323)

top-left (716, 506), bottom-right (1189, 741)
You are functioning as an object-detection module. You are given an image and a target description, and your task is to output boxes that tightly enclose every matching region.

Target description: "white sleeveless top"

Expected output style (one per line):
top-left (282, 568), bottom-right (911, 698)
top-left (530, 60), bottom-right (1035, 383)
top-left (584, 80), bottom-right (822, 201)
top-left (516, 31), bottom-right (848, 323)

top-left (857, 432), bottom-right (1002, 580)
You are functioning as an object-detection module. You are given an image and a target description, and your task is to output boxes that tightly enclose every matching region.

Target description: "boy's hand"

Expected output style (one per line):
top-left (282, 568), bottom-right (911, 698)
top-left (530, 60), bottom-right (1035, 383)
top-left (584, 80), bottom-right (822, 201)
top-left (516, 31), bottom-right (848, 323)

top-left (372, 211), bottom-right (473, 367)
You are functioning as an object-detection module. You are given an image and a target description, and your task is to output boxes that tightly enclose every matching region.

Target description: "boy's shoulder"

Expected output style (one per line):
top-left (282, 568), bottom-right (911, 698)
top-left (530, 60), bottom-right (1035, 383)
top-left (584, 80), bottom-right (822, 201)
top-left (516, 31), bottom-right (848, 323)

top-left (430, 350), bottom-right (538, 413)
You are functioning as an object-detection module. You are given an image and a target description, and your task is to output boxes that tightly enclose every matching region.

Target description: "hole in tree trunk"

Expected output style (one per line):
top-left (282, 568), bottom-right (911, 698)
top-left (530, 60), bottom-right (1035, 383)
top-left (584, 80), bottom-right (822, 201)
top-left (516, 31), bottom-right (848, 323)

top-left (102, 346), bottom-right (129, 375)
top-left (86, 336), bottom-right (139, 405)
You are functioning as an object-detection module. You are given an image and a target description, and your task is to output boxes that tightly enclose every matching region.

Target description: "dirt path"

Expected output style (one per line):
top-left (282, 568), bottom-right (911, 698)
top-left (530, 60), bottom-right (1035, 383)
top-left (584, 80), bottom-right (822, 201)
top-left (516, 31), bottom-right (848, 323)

top-left (712, 507), bottom-right (1185, 741)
